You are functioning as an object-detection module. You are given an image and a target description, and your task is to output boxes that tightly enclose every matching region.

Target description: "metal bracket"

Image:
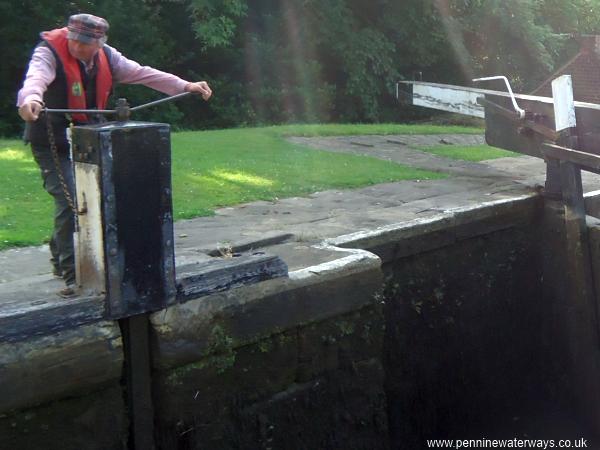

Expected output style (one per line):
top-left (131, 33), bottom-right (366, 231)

top-left (115, 98), bottom-right (131, 122)
top-left (477, 97), bottom-right (558, 142)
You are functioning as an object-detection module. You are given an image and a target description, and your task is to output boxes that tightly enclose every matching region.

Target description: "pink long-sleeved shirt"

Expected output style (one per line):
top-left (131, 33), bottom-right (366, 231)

top-left (17, 44), bottom-right (189, 107)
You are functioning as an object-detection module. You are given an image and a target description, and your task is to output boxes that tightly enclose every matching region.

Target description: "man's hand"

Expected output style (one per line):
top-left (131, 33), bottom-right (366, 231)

top-left (185, 81), bottom-right (212, 101)
top-left (18, 101), bottom-right (43, 122)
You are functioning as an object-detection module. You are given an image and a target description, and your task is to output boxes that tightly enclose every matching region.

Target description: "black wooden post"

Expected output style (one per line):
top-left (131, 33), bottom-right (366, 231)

top-left (72, 121), bottom-right (179, 450)
top-left (551, 75), bottom-right (599, 345)
top-left (72, 122), bottom-right (176, 317)
top-left (544, 159), bottom-right (562, 198)
top-left (121, 314), bottom-right (155, 450)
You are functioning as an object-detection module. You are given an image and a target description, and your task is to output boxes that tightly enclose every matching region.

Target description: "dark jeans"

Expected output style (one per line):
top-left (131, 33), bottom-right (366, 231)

top-left (31, 145), bottom-right (76, 285)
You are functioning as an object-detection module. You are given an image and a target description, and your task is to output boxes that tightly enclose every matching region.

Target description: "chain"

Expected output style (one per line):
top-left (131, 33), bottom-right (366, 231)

top-left (45, 113), bottom-right (79, 218)
top-left (41, 92), bottom-right (193, 217)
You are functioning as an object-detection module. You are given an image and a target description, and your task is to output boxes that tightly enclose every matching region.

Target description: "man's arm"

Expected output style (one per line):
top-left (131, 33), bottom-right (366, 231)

top-left (17, 46), bottom-right (57, 121)
top-left (109, 46), bottom-right (212, 100)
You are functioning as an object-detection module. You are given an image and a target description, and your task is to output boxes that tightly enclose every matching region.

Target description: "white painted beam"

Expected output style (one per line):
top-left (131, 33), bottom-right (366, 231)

top-left (552, 75), bottom-right (577, 131)
top-left (413, 83), bottom-right (485, 118)
top-left (399, 81), bottom-right (600, 118)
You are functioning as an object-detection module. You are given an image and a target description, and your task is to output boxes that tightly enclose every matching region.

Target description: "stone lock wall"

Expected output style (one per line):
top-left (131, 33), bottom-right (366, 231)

top-left (149, 247), bottom-right (387, 449)
top-left (3, 194), bottom-right (600, 449)
top-left (0, 322), bottom-right (127, 450)
top-left (382, 226), bottom-right (545, 447)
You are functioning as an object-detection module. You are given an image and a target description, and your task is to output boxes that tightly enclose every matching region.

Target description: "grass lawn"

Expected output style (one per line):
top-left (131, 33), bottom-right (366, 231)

top-left (0, 123), bottom-right (481, 250)
top-left (419, 144), bottom-right (520, 161)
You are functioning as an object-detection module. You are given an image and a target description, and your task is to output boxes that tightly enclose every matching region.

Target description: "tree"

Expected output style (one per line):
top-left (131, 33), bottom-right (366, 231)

top-left (3, 0), bottom-right (600, 136)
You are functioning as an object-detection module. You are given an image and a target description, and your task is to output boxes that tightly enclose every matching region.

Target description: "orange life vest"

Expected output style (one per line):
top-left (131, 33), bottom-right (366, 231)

top-left (41, 27), bottom-right (112, 123)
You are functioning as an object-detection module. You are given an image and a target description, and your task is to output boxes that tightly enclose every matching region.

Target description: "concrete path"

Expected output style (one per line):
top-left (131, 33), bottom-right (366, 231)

top-left (2, 133), bottom-right (600, 287)
top-left (289, 133), bottom-right (600, 193)
top-left (288, 134), bottom-right (504, 178)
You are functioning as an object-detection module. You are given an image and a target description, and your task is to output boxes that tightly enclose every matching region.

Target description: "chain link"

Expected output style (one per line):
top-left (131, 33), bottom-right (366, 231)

top-left (42, 92), bottom-right (193, 217)
top-left (45, 113), bottom-right (79, 217)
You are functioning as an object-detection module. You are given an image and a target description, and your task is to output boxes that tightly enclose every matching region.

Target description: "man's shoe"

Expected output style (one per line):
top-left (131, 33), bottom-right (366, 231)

top-left (52, 267), bottom-right (63, 278)
top-left (58, 284), bottom-right (78, 298)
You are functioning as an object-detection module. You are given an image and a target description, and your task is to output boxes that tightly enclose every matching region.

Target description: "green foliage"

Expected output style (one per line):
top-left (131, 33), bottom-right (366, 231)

top-left (540, 0), bottom-right (600, 34)
top-left (3, 0), bottom-right (600, 135)
top-left (304, 0), bottom-right (399, 121)
top-left (188, 0), bottom-right (248, 48)
top-left (448, 0), bottom-right (560, 90)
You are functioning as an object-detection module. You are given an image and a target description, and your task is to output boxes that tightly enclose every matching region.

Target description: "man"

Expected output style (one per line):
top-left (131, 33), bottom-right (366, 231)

top-left (17, 13), bottom-right (212, 296)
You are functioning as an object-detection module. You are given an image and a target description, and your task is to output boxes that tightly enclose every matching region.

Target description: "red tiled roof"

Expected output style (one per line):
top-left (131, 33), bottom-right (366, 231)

top-left (531, 36), bottom-right (600, 105)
